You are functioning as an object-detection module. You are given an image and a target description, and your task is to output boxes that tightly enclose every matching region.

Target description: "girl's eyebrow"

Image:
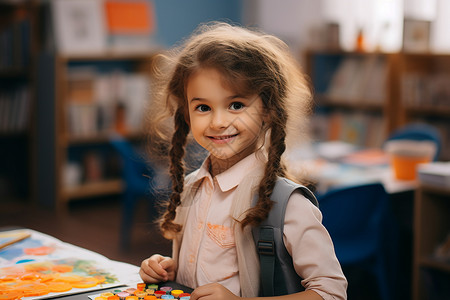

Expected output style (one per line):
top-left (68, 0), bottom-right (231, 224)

top-left (189, 95), bottom-right (243, 103)
top-left (190, 97), bottom-right (205, 103)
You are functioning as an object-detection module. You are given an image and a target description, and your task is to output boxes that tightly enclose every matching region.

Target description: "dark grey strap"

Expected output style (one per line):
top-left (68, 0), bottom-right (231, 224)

top-left (258, 226), bottom-right (275, 296)
top-left (255, 177), bottom-right (318, 296)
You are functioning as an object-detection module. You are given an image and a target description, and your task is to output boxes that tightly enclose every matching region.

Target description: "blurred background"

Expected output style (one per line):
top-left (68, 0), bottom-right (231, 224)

top-left (1, 0), bottom-right (450, 299)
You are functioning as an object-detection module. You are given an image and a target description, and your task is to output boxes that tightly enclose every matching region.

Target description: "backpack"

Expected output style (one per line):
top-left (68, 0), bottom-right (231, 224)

top-left (251, 177), bottom-right (318, 296)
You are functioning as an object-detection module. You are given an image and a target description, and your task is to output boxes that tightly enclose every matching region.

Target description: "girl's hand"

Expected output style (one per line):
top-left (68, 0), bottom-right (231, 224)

top-left (139, 254), bottom-right (176, 283)
top-left (190, 283), bottom-right (240, 300)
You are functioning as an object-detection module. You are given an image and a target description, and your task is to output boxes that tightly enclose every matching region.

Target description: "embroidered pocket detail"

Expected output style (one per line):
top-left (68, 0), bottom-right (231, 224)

top-left (206, 223), bottom-right (235, 249)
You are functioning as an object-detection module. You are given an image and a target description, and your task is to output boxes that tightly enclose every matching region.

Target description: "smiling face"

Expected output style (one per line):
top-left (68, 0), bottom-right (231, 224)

top-left (186, 68), bottom-right (267, 172)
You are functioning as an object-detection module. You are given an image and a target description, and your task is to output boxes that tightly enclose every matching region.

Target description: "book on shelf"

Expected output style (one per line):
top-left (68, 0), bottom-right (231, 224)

top-left (310, 113), bottom-right (330, 142)
top-left (0, 85), bottom-right (30, 134)
top-left (66, 67), bottom-right (150, 137)
top-left (361, 56), bottom-right (387, 104)
top-left (326, 56), bottom-right (387, 105)
top-left (313, 110), bottom-right (385, 149)
top-left (401, 72), bottom-right (450, 108)
top-left (339, 113), bottom-right (368, 146)
top-left (326, 57), bottom-right (362, 102)
top-left (0, 11), bottom-right (31, 71)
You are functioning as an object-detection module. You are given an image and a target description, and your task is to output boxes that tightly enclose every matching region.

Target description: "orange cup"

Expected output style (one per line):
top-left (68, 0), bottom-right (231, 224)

top-left (391, 154), bottom-right (431, 180)
top-left (385, 140), bottom-right (436, 181)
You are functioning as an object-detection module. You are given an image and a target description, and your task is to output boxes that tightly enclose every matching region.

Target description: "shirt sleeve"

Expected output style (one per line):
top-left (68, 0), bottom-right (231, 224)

top-left (283, 190), bottom-right (348, 300)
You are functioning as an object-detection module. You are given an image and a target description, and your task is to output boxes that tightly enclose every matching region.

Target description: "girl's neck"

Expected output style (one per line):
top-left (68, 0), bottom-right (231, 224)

top-left (209, 151), bottom-right (250, 177)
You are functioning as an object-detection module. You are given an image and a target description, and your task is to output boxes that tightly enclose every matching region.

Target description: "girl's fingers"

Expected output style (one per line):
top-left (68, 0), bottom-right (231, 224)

top-left (139, 255), bottom-right (171, 282)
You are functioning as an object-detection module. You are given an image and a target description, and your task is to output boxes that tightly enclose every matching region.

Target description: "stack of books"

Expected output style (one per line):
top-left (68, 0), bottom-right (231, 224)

top-left (417, 162), bottom-right (450, 187)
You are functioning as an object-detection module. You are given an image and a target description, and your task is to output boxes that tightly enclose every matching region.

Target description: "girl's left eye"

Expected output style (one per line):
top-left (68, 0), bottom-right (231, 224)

top-left (195, 104), bottom-right (211, 112)
top-left (229, 102), bottom-right (244, 111)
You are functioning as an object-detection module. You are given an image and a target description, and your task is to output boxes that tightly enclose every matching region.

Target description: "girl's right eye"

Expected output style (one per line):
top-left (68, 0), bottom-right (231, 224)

top-left (195, 104), bottom-right (211, 112)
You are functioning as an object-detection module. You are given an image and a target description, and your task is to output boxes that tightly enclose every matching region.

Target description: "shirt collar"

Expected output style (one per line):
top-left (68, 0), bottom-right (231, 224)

top-left (215, 149), bottom-right (267, 192)
top-left (189, 149), bottom-right (267, 192)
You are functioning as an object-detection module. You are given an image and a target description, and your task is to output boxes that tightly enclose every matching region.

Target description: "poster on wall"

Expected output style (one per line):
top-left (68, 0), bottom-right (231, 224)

top-left (403, 19), bottom-right (431, 53)
top-left (51, 0), bottom-right (107, 55)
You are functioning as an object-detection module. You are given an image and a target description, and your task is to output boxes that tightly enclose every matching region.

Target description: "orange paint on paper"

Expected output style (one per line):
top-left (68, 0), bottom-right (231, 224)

top-left (0, 259), bottom-right (119, 299)
top-left (0, 291), bottom-right (21, 300)
top-left (71, 277), bottom-right (99, 288)
top-left (23, 246), bottom-right (55, 256)
top-left (46, 281), bottom-right (73, 293)
top-left (51, 264), bottom-right (73, 273)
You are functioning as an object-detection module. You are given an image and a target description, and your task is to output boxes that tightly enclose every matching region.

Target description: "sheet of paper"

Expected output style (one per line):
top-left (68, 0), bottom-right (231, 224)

top-left (0, 229), bottom-right (140, 299)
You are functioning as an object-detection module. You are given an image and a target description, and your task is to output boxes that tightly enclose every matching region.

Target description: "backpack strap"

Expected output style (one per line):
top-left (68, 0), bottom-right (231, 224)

top-left (253, 177), bottom-right (318, 296)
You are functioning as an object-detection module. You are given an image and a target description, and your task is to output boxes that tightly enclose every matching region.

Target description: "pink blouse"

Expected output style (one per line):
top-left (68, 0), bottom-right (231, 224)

top-left (176, 152), bottom-right (347, 299)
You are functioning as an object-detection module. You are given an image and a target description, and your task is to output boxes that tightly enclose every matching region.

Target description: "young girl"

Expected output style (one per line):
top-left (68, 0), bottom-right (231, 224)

top-left (139, 22), bottom-right (347, 300)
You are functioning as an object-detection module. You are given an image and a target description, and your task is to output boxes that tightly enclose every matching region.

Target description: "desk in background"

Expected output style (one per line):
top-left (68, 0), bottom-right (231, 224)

top-left (287, 141), bottom-right (418, 195)
top-left (287, 141), bottom-right (419, 299)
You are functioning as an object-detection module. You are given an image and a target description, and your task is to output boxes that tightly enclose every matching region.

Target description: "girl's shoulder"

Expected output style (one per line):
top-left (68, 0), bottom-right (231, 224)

top-left (274, 177), bottom-right (318, 208)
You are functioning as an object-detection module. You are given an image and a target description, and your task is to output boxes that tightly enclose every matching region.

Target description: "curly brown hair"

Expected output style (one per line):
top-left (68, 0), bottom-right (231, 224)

top-left (145, 22), bottom-right (313, 238)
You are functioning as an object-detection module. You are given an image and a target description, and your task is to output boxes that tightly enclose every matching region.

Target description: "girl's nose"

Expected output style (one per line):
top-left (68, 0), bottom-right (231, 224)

top-left (210, 110), bottom-right (229, 129)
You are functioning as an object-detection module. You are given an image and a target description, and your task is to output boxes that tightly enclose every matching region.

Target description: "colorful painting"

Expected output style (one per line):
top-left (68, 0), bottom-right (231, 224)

top-left (0, 230), bottom-right (76, 266)
top-left (0, 229), bottom-right (141, 300)
top-left (0, 231), bottom-right (31, 251)
top-left (0, 258), bottom-right (120, 299)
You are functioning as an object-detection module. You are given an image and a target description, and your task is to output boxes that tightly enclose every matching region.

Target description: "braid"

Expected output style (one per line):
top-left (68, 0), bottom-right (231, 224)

top-left (159, 106), bottom-right (190, 237)
top-left (241, 104), bottom-right (288, 228)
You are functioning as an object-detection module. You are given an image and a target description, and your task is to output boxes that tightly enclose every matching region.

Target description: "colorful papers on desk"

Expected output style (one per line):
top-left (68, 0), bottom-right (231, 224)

top-left (316, 141), bottom-right (358, 161)
top-left (289, 142), bottom-right (417, 194)
top-left (341, 148), bottom-right (390, 167)
top-left (0, 229), bottom-right (140, 300)
top-left (0, 230), bottom-right (31, 250)
top-left (304, 158), bottom-right (389, 194)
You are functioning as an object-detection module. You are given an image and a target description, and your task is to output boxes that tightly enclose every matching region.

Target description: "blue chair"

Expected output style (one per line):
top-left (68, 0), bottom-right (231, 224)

top-left (317, 183), bottom-right (396, 300)
top-left (385, 123), bottom-right (442, 161)
top-left (109, 134), bottom-right (168, 251)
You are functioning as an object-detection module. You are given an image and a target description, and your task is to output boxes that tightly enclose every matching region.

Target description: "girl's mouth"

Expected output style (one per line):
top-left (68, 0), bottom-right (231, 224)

top-left (208, 134), bottom-right (238, 144)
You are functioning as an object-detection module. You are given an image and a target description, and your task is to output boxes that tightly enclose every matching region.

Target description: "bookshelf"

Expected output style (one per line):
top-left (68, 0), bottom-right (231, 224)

top-left (36, 52), bottom-right (159, 212)
top-left (398, 53), bottom-right (450, 161)
top-left (0, 0), bottom-right (38, 207)
top-left (305, 50), bottom-right (400, 149)
top-left (413, 184), bottom-right (450, 300)
top-left (305, 50), bottom-right (449, 160)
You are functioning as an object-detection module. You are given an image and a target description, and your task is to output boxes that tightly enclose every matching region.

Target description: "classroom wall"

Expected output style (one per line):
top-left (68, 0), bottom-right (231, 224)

top-left (152, 0), bottom-right (242, 47)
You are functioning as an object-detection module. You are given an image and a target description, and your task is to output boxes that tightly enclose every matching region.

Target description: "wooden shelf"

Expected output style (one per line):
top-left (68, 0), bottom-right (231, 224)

top-left (305, 50), bottom-right (396, 148)
top-left (57, 50), bottom-right (161, 62)
top-left (316, 95), bottom-right (384, 111)
top-left (0, 0), bottom-right (38, 206)
top-left (0, 131), bottom-right (29, 138)
top-left (306, 50), bottom-right (450, 160)
top-left (63, 179), bottom-right (123, 200)
top-left (419, 257), bottom-right (450, 273)
top-left (63, 131), bottom-right (146, 145)
top-left (413, 184), bottom-right (450, 300)
top-left (36, 47), bottom-right (160, 211)
top-left (405, 105), bottom-right (450, 117)
top-left (419, 184), bottom-right (450, 195)
top-left (0, 69), bottom-right (29, 78)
